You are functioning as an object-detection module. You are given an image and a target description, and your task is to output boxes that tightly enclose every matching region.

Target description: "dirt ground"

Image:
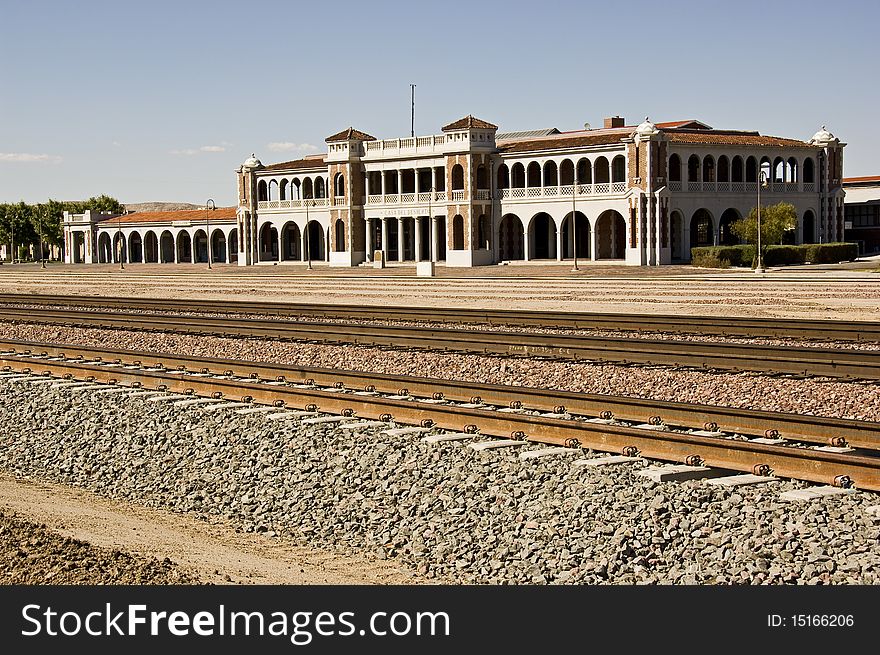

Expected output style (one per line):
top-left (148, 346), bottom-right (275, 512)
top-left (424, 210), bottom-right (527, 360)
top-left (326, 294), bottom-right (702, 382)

top-left (0, 473), bottom-right (418, 585)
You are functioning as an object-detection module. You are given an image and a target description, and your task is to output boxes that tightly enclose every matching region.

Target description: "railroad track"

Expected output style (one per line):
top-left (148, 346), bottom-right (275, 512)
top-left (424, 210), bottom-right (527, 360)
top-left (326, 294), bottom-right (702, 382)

top-left (1, 293), bottom-right (879, 340)
top-left (2, 339), bottom-right (879, 491)
top-left (1, 304), bottom-right (880, 379)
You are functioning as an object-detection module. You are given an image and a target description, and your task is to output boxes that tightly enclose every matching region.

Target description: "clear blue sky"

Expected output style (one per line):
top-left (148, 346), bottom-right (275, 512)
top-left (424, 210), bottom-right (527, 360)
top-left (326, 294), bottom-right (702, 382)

top-left (1, 0), bottom-right (876, 206)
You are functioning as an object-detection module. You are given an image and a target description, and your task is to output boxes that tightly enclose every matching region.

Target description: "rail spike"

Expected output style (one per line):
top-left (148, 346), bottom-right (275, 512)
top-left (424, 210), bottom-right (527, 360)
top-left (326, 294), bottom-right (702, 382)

top-left (564, 438), bottom-right (581, 448)
top-left (829, 436), bottom-right (848, 448)
top-left (273, 399), bottom-right (285, 407)
top-left (622, 446), bottom-right (640, 457)
top-left (464, 424), bottom-right (479, 434)
top-left (753, 464), bottom-right (773, 477)
top-left (703, 421), bottom-right (718, 431)
top-left (470, 396), bottom-right (482, 404)
top-left (833, 475), bottom-right (854, 489)
top-left (685, 454), bottom-right (704, 467)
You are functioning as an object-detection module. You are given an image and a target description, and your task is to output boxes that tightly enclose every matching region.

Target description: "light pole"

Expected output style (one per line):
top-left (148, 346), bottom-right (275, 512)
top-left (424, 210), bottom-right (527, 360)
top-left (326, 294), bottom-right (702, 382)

top-left (571, 177), bottom-right (579, 272)
top-left (755, 170), bottom-right (768, 274)
top-left (206, 199), bottom-right (215, 270)
top-left (427, 186), bottom-right (433, 263)
top-left (39, 211), bottom-right (45, 269)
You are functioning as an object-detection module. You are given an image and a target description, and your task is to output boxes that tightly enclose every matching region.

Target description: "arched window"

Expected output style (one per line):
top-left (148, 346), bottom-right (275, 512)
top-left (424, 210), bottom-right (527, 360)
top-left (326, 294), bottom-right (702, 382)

top-left (732, 156), bottom-right (744, 183)
top-left (303, 178), bottom-right (313, 199)
top-left (451, 164), bottom-right (464, 190)
top-left (594, 157), bottom-right (609, 184)
top-left (315, 177), bottom-right (326, 198)
top-left (452, 215), bottom-right (464, 250)
top-left (804, 158), bottom-right (815, 184)
top-left (258, 180), bottom-right (268, 201)
top-left (576, 158), bottom-right (592, 184)
top-left (476, 164), bottom-right (488, 189)
top-left (511, 163), bottom-right (525, 188)
top-left (292, 178), bottom-right (301, 199)
top-left (478, 214), bottom-right (490, 249)
top-left (527, 162), bottom-right (541, 187)
top-left (787, 157), bottom-right (798, 183)
top-left (746, 156), bottom-right (757, 183)
top-left (543, 161), bottom-right (558, 187)
top-left (280, 179), bottom-right (288, 200)
top-left (334, 219), bottom-right (345, 252)
top-left (773, 157), bottom-right (784, 183)
top-left (268, 180), bottom-right (279, 201)
top-left (760, 157), bottom-right (772, 182)
top-left (334, 173), bottom-right (345, 197)
top-left (702, 155), bottom-right (715, 183)
top-left (687, 155), bottom-right (700, 182)
top-left (611, 155), bottom-right (626, 183)
top-left (717, 156), bottom-right (729, 183)
top-left (560, 160), bottom-right (574, 186)
top-left (497, 164), bottom-right (510, 189)
top-left (668, 154), bottom-right (681, 182)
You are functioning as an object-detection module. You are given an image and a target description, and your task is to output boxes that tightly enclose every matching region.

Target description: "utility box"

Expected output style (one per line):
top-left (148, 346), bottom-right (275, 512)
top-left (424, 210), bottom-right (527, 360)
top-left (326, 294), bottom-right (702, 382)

top-left (373, 250), bottom-right (385, 269)
top-left (417, 261), bottom-right (435, 277)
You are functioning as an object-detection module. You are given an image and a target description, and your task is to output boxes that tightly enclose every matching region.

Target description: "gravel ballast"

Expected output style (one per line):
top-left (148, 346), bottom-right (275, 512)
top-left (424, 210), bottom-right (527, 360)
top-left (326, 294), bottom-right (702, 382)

top-left (2, 322), bottom-right (879, 422)
top-left (2, 379), bottom-right (878, 585)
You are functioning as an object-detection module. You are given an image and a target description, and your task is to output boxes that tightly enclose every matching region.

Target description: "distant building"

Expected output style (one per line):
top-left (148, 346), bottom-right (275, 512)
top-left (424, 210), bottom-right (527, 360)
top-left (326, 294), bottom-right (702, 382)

top-left (63, 116), bottom-right (847, 267)
top-left (843, 176), bottom-right (880, 254)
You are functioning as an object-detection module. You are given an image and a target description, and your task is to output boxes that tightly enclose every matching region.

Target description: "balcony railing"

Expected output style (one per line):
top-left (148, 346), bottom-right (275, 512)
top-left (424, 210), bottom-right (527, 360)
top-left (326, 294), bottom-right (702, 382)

top-left (450, 190), bottom-right (466, 201)
top-left (358, 191), bottom-right (448, 207)
top-left (257, 198), bottom-right (329, 210)
top-left (474, 190), bottom-right (491, 200)
top-left (499, 182), bottom-right (627, 200)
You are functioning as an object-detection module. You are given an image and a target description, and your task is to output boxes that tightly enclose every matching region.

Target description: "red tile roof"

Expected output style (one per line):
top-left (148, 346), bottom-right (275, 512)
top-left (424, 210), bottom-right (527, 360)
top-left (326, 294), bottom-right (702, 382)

top-left (498, 129), bottom-right (630, 153)
top-left (325, 127), bottom-right (376, 142)
top-left (442, 115), bottom-right (498, 131)
top-left (665, 130), bottom-right (813, 148)
top-left (96, 207), bottom-right (237, 225)
top-left (843, 175), bottom-right (880, 184)
top-left (263, 155), bottom-right (327, 172)
top-left (656, 119), bottom-right (712, 129)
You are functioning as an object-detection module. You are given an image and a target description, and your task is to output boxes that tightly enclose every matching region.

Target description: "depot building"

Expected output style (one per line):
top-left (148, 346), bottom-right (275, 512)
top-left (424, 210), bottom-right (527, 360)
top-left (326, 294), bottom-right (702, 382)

top-left (64, 115), bottom-right (846, 267)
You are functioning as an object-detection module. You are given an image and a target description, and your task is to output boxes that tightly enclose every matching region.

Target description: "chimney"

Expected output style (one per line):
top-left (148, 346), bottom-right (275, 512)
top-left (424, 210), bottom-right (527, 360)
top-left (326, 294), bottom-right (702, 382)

top-left (604, 116), bottom-right (625, 129)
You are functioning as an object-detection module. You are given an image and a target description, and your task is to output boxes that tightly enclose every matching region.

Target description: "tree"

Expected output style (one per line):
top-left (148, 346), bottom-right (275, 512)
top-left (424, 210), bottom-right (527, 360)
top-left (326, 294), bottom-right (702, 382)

top-left (0, 202), bottom-right (36, 261)
top-left (731, 201), bottom-right (798, 263)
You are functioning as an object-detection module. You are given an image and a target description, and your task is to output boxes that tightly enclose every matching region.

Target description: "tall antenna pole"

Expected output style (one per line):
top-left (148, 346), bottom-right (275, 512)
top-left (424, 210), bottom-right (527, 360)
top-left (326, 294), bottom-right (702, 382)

top-left (410, 84), bottom-right (416, 137)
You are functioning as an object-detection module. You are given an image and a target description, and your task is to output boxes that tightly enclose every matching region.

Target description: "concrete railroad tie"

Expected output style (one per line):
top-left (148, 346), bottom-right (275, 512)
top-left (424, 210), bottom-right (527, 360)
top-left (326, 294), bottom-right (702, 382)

top-left (519, 447), bottom-right (579, 460)
top-left (779, 486), bottom-right (856, 502)
top-left (572, 455), bottom-right (641, 468)
top-left (470, 439), bottom-right (528, 451)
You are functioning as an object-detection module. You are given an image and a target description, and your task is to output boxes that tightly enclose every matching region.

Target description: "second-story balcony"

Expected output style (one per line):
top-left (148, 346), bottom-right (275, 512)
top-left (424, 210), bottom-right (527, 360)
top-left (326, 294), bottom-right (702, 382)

top-left (257, 198), bottom-right (330, 211)
top-left (366, 191), bottom-right (448, 206)
top-left (669, 181), bottom-right (817, 193)
top-left (499, 182), bottom-right (628, 200)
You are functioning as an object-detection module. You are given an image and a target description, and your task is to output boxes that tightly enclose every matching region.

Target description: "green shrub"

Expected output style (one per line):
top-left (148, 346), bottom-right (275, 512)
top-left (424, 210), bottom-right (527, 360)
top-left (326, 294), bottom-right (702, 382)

top-left (690, 245), bottom-right (754, 267)
top-left (691, 243), bottom-right (858, 267)
top-left (691, 249), bottom-right (730, 268)
top-left (764, 245), bottom-right (801, 266)
top-left (802, 242), bottom-right (858, 264)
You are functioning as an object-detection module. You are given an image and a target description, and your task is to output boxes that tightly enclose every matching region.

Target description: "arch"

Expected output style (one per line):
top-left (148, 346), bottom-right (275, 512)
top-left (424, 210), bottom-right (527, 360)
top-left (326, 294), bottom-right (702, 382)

top-left (112, 232), bottom-right (127, 263)
top-left (176, 231), bottom-right (192, 263)
top-left (334, 172), bottom-right (345, 197)
top-left (528, 212), bottom-right (556, 259)
top-left (452, 215), bottom-right (465, 250)
top-left (702, 155), bottom-right (715, 183)
top-left (97, 232), bottom-right (112, 264)
top-left (498, 214), bottom-right (524, 261)
top-left (561, 211), bottom-right (590, 259)
top-left (143, 230), bottom-right (159, 263)
top-left (128, 232), bottom-right (143, 263)
top-left (786, 157), bottom-right (798, 183)
top-left (802, 210), bottom-right (816, 244)
top-left (227, 228), bottom-right (239, 263)
top-left (526, 161), bottom-right (541, 187)
top-left (304, 220), bottom-right (324, 261)
top-left (292, 178), bottom-right (302, 199)
top-left (280, 178), bottom-right (288, 201)
top-left (477, 214), bottom-right (490, 249)
top-left (746, 156), bottom-right (757, 183)
top-left (543, 161), bottom-right (558, 187)
top-left (334, 218), bottom-right (346, 252)
top-left (560, 159), bottom-right (574, 186)
top-left (281, 222), bottom-right (301, 261)
top-left (303, 178), bottom-right (314, 199)
top-left (760, 156), bottom-right (772, 182)
top-left (257, 180), bottom-right (268, 201)
top-left (718, 208), bottom-right (741, 246)
top-left (689, 209), bottom-right (714, 249)
top-left (511, 162), bottom-right (525, 188)
top-left (497, 164), bottom-right (510, 189)
top-left (717, 156), bottom-right (729, 183)
top-left (259, 223), bottom-right (278, 261)
top-left (594, 157), bottom-right (609, 184)
top-left (670, 210), bottom-right (684, 260)
top-left (314, 176), bottom-right (326, 198)
top-left (210, 228), bottom-right (226, 263)
top-left (268, 180), bottom-right (278, 201)
top-left (72, 232), bottom-right (85, 263)
top-left (803, 158), bottom-right (815, 184)
top-left (476, 164), bottom-right (488, 189)
top-left (668, 154), bottom-right (682, 182)
top-left (159, 230), bottom-right (174, 263)
top-left (611, 155), bottom-right (626, 183)
top-left (732, 156), bottom-right (744, 183)
top-left (687, 155), bottom-right (700, 182)
top-left (595, 210), bottom-right (626, 259)
top-left (193, 229), bottom-right (208, 263)
top-left (772, 157), bottom-right (784, 183)
top-left (576, 158), bottom-right (592, 184)
top-left (451, 164), bottom-right (465, 190)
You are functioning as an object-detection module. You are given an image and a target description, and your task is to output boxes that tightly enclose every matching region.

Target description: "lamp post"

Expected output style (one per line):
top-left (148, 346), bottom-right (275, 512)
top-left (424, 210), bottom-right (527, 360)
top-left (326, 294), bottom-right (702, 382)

top-left (206, 199), bottom-right (215, 270)
top-left (755, 170), bottom-right (768, 274)
top-left (39, 211), bottom-right (45, 269)
top-left (571, 177), bottom-right (579, 272)
top-left (427, 186), bottom-right (433, 263)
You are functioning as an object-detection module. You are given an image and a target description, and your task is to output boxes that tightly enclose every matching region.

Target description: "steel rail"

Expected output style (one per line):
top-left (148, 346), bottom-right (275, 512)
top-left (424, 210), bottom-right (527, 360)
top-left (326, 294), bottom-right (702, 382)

top-left (1, 293), bottom-right (879, 341)
top-left (1, 352), bottom-right (877, 491)
top-left (1, 305), bottom-right (879, 379)
top-left (2, 339), bottom-right (877, 450)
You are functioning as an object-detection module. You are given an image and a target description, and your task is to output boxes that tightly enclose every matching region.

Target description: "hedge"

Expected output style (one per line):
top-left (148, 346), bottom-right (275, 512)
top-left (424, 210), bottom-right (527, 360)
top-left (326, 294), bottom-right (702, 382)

top-left (691, 243), bottom-right (858, 268)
